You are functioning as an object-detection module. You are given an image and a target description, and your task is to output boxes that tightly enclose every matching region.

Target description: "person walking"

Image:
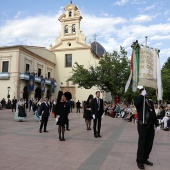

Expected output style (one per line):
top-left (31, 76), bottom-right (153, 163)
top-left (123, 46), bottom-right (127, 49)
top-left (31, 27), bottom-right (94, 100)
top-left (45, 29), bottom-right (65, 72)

top-left (91, 91), bottom-right (104, 138)
top-left (39, 97), bottom-right (50, 133)
top-left (134, 88), bottom-right (159, 169)
top-left (76, 100), bottom-right (81, 113)
top-left (56, 94), bottom-right (70, 141)
top-left (84, 94), bottom-right (93, 130)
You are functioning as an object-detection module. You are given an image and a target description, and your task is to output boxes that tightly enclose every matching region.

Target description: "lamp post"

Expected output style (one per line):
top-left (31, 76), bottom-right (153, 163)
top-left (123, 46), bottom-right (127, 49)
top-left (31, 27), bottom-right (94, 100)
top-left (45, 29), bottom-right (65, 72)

top-left (7, 87), bottom-right (10, 99)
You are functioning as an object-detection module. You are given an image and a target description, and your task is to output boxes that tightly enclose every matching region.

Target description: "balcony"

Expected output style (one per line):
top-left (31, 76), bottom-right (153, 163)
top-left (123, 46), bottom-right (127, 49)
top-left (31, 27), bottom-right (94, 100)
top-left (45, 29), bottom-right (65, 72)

top-left (20, 73), bottom-right (57, 86)
top-left (0, 72), bottom-right (10, 79)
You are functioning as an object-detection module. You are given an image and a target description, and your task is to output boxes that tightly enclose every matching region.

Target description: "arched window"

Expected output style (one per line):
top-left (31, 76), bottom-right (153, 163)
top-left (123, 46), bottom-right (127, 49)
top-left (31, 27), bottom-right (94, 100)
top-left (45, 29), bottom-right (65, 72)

top-left (69, 11), bottom-right (72, 17)
top-left (72, 24), bottom-right (76, 33)
top-left (64, 25), bottom-right (68, 34)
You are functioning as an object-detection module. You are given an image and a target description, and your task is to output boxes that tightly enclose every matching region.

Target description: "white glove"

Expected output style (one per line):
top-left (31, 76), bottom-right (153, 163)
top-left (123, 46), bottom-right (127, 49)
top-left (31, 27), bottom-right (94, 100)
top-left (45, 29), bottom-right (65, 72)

top-left (55, 117), bottom-right (58, 123)
top-left (92, 114), bottom-right (95, 119)
top-left (102, 115), bottom-right (104, 119)
top-left (141, 89), bottom-right (147, 96)
top-left (39, 116), bottom-right (42, 120)
top-left (156, 126), bottom-right (160, 131)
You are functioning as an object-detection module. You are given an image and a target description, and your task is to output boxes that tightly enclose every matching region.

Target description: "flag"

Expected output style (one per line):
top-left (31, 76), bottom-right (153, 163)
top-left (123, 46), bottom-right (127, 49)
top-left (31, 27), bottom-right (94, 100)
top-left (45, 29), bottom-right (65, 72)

top-left (157, 50), bottom-right (162, 100)
top-left (41, 78), bottom-right (45, 93)
top-left (132, 42), bottom-right (140, 92)
top-left (28, 74), bottom-right (35, 91)
top-left (138, 46), bottom-right (157, 89)
top-left (125, 51), bottom-right (133, 92)
top-left (51, 81), bottom-right (55, 93)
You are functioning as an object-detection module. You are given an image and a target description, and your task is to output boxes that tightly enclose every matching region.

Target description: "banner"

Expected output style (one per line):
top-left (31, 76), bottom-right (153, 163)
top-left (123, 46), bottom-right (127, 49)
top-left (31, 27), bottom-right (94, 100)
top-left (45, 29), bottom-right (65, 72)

top-left (138, 46), bottom-right (157, 89)
top-left (41, 78), bottom-right (45, 93)
top-left (51, 81), bottom-right (55, 93)
top-left (28, 75), bottom-right (35, 91)
top-left (125, 51), bottom-right (133, 92)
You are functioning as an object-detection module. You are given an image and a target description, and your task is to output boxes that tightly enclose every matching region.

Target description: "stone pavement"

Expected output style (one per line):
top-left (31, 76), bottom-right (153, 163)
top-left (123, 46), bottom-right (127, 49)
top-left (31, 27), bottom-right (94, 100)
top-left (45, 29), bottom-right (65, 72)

top-left (0, 109), bottom-right (170, 170)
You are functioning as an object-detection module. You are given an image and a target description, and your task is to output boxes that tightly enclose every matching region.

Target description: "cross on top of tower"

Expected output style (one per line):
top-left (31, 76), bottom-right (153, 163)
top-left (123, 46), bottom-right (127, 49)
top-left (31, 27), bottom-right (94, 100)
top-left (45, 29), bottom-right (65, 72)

top-left (70, 0), bottom-right (72, 4)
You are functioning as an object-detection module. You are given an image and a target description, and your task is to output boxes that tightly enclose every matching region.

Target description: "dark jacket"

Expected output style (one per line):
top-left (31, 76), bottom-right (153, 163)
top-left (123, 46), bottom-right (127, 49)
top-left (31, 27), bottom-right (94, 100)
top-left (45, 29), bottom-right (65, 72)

top-left (39, 102), bottom-right (50, 117)
top-left (91, 98), bottom-right (104, 116)
top-left (134, 95), bottom-right (158, 126)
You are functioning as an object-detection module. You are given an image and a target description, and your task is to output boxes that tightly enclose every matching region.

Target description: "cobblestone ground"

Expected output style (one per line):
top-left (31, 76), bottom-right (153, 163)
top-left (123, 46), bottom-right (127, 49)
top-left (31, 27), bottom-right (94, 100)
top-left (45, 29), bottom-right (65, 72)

top-left (0, 109), bottom-right (170, 170)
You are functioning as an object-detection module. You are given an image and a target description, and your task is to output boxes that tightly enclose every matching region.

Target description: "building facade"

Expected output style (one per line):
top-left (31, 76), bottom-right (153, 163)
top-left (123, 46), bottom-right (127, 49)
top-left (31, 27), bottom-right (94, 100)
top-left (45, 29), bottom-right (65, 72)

top-left (0, 45), bottom-right (56, 103)
top-left (0, 2), bottom-right (111, 103)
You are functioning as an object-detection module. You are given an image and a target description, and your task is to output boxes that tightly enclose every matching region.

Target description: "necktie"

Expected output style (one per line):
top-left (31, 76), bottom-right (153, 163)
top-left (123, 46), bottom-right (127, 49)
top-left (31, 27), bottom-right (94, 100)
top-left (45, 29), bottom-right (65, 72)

top-left (97, 98), bottom-right (100, 110)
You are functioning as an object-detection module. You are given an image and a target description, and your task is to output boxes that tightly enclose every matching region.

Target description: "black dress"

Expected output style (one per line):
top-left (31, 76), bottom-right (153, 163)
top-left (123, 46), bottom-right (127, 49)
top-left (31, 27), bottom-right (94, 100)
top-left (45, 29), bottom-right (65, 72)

top-left (18, 104), bottom-right (26, 117)
top-left (57, 102), bottom-right (70, 126)
top-left (84, 102), bottom-right (92, 120)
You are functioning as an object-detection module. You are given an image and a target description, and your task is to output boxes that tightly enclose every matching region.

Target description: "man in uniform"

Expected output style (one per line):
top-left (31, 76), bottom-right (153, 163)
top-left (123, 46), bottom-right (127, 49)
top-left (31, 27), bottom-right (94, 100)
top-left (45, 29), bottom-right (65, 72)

top-left (134, 88), bottom-right (159, 169)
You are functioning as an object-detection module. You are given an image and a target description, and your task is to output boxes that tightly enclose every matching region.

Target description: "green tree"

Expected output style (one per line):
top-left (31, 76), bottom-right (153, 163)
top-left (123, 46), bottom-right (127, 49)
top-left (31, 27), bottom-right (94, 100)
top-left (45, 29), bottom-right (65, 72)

top-left (161, 57), bottom-right (170, 101)
top-left (68, 47), bottom-right (130, 100)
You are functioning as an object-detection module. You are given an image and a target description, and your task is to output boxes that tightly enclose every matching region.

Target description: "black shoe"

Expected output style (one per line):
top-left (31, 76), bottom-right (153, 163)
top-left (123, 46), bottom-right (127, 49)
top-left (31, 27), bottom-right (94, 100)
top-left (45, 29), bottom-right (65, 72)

top-left (94, 134), bottom-right (98, 138)
top-left (62, 137), bottom-right (65, 141)
top-left (137, 163), bottom-right (145, 169)
top-left (98, 135), bottom-right (102, 138)
top-left (89, 128), bottom-right (91, 130)
top-left (59, 137), bottom-right (62, 141)
top-left (39, 130), bottom-right (42, 133)
top-left (44, 130), bottom-right (48, 133)
top-left (66, 128), bottom-right (70, 131)
top-left (144, 160), bottom-right (153, 166)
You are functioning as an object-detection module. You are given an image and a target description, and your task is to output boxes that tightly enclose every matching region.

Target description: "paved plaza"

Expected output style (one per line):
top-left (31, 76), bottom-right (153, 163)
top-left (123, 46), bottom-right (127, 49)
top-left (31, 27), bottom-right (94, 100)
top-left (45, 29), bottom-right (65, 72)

top-left (0, 109), bottom-right (170, 170)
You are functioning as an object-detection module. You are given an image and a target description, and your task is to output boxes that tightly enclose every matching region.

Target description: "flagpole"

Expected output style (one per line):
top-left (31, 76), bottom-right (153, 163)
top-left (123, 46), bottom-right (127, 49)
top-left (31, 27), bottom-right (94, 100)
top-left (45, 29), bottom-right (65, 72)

top-left (143, 88), bottom-right (145, 124)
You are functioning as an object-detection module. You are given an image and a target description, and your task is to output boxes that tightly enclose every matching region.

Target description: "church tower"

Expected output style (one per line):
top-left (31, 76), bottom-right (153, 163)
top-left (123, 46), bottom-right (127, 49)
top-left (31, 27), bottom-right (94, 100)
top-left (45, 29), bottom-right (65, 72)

top-left (50, 2), bottom-right (103, 101)
top-left (52, 1), bottom-right (87, 48)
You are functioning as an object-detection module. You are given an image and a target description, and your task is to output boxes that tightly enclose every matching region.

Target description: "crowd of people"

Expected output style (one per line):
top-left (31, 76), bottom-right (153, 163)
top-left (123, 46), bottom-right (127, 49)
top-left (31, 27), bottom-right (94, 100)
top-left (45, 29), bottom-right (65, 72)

top-left (1, 88), bottom-right (170, 170)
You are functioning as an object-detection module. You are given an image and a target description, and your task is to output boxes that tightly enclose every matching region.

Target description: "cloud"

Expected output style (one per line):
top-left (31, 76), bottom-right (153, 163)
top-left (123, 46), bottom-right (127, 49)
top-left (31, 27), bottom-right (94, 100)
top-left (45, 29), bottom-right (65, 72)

top-left (143, 5), bottom-right (155, 11)
top-left (0, 7), bottom-right (169, 65)
top-left (112, 0), bottom-right (129, 6)
top-left (131, 14), bottom-right (153, 23)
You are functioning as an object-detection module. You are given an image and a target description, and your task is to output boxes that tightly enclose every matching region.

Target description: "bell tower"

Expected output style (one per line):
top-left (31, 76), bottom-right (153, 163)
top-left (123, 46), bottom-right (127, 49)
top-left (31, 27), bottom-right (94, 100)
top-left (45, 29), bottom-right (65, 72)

top-left (54, 2), bottom-right (86, 46)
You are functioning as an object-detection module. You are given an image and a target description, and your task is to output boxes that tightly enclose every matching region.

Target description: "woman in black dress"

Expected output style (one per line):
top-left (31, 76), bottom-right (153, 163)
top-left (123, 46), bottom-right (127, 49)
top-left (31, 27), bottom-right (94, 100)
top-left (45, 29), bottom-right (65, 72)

top-left (56, 94), bottom-right (70, 141)
top-left (84, 95), bottom-right (93, 130)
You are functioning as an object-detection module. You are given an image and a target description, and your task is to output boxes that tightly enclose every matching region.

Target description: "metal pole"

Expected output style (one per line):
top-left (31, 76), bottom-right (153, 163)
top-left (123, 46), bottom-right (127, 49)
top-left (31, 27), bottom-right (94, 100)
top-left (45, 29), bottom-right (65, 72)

top-left (145, 36), bottom-right (148, 46)
top-left (143, 88), bottom-right (145, 124)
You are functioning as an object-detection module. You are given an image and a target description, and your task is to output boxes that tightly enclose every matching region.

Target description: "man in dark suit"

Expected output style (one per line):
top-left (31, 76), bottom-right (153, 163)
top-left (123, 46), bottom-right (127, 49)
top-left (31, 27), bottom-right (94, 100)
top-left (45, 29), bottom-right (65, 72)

top-left (134, 88), bottom-right (159, 169)
top-left (91, 91), bottom-right (104, 138)
top-left (12, 96), bottom-right (17, 112)
top-left (76, 100), bottom-right (81, 113)
top-left (39, 97), bottom-right (50, 133)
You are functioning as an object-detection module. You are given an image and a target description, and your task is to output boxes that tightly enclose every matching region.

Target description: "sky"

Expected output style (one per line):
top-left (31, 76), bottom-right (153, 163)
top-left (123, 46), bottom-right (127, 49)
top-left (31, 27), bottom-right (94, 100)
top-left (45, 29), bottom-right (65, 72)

top-left (0, 0), bottom-right (170, 65)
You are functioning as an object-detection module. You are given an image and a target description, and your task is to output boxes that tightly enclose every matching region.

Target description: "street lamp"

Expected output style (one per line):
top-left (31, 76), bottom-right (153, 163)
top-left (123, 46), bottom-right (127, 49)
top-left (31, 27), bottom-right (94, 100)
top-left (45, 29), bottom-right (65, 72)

top-left (7, 87), bottom-right (10, 99)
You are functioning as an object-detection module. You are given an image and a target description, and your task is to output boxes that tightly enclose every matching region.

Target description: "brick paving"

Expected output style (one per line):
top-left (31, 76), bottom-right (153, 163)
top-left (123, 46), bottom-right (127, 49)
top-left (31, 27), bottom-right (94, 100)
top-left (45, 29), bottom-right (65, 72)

top-left (0, 109), bottom-right (170, 170)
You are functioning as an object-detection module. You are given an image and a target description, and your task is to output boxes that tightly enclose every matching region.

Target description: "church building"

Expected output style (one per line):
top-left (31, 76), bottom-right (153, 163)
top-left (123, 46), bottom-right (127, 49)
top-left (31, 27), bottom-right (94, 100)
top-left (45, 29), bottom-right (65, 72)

top-left (0, 1), bottom-right (108, 103)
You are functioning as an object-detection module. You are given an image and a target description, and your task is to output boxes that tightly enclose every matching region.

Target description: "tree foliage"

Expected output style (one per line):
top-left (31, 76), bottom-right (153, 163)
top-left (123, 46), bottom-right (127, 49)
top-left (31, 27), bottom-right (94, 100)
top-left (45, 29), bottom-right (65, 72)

top-left (68, 47), bottom-right (130, 99)
top-left (161, 57), bottom-right (170, 102)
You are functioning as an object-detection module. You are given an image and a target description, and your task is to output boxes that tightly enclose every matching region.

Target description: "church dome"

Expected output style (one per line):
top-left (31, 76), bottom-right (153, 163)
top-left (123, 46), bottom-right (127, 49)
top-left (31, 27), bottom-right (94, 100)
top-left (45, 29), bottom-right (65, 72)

top-left (91, 41), bottom-right (106, 57)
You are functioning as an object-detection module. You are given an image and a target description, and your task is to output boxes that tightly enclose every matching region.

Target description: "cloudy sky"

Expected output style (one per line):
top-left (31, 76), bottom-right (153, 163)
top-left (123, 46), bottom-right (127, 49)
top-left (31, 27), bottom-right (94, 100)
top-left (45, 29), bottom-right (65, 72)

top-left (0, 0), bottom-right (170, 65)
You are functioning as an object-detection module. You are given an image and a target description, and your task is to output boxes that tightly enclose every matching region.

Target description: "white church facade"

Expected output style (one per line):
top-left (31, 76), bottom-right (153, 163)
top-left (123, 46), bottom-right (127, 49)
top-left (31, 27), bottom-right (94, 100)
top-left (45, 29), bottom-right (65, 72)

top-left (0, 2), bottom-right (110, 103)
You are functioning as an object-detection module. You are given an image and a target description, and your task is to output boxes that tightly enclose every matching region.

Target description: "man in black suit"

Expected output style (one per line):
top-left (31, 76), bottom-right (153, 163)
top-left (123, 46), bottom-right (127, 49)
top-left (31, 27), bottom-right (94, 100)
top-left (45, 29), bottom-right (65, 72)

top-left (91, 91), bottom-right (104, 138)
top-left (12, 96), bottom-right (17, 112)
top-left (134, 88), bottom-right (159, 169)
top-left (76, 100), bottom-right (81, 113)
top-left (39, 97), bottom-right (50, 133)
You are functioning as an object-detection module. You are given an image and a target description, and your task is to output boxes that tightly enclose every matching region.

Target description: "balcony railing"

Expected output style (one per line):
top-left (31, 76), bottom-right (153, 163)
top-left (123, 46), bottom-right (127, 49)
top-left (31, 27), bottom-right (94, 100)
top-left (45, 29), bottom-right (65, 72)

top-left (20, 73), bottom-right (57, 86)
top-left (0, 72), bottom-right (10, 79)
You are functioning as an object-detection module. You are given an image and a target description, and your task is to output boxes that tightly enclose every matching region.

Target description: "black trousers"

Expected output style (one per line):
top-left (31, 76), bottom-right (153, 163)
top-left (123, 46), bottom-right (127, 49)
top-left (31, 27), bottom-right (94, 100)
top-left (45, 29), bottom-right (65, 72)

top-left (93, 115), bottom-right (102, 135)
top-left (39, 116), bottom-right (49, 131)
top-left (12, 106), bottom-right (16, 112)
top-left (137, 123), bottom-right (155, 164)
top-left (66, 118), bottom-right (69, 129)
top-left (76, 107), bottom-right (80, 113)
